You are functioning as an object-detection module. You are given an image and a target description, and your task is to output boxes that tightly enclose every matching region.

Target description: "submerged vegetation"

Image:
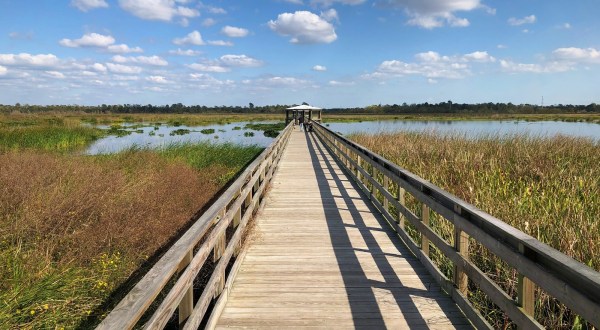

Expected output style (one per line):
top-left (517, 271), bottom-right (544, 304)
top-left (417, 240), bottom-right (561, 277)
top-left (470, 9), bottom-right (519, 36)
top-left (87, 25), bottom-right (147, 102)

top-left (349, 131), bottom-right (599, 329)
top-left (245, 122), bottom-right (286, 137)
top-left (0, 114), bottom-right (263, 328)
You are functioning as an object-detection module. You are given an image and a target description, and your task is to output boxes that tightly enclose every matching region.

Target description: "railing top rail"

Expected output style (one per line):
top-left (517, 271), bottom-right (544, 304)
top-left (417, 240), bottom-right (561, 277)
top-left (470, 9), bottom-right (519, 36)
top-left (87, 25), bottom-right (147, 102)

top-left (314, 122), bottom-right (600, 305)
top-left (98, 121), bottom-right (294, 329)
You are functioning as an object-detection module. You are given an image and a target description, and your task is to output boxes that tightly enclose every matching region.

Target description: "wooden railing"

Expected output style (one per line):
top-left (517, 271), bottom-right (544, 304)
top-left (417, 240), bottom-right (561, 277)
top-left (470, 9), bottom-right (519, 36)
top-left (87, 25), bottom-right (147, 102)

top-left (97, 122), bottom-right (294, 330)
top-left (313, 122), bottom-right (600, 329)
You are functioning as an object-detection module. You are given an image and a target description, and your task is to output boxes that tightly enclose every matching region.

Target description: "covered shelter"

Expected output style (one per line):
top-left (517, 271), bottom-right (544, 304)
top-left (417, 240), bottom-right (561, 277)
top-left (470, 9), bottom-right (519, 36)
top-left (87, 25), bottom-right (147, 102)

top-left (285, 105), bottom-right (322, 125)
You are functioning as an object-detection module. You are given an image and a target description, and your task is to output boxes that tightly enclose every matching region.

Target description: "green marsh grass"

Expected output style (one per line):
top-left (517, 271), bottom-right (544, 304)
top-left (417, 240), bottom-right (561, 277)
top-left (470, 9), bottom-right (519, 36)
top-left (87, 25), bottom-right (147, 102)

top-left (0, 125), bottom-right (104, 152)
top-left (349, 131), bottom-right (599, 329)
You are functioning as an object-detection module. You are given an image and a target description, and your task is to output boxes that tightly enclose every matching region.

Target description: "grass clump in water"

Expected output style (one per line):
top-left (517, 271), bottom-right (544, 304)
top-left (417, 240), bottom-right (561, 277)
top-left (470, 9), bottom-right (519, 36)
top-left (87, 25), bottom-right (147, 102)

top-left (200, 128), bottom-right (215, 135)
top-left (169, 128), bottom-right (191, 136)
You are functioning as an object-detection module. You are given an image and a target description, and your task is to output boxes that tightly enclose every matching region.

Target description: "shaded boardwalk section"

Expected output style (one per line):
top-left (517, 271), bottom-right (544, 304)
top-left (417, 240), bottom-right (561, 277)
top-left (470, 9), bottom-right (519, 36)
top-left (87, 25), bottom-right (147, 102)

top-left (216, 130), bottom-right (472, 329)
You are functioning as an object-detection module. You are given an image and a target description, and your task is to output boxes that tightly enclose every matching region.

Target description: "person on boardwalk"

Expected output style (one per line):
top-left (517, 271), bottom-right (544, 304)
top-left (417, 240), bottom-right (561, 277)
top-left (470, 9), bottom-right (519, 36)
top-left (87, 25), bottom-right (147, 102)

top-left (298, 114), bottom-right (305, 131)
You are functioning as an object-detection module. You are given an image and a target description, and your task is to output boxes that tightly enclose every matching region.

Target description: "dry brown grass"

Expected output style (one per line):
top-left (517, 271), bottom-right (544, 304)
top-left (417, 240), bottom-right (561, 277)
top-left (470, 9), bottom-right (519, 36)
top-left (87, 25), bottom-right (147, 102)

top-left (0, 151), bottom-right (228, 266)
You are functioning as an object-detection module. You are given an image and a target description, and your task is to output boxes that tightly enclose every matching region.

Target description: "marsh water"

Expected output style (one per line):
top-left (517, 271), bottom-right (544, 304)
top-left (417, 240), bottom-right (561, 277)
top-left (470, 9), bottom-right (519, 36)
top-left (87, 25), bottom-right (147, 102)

top-left (86, 121), bottom-right (276, 154)
top-left (86, 119), bottom-right (599, 154)
top-left (326, 120), bottom-right (600, 140)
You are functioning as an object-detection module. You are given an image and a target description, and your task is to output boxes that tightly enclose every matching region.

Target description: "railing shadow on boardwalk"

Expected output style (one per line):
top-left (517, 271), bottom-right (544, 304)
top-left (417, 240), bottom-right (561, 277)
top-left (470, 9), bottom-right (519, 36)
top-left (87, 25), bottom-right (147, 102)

top-left (305, 131), bottom-right (469, 329)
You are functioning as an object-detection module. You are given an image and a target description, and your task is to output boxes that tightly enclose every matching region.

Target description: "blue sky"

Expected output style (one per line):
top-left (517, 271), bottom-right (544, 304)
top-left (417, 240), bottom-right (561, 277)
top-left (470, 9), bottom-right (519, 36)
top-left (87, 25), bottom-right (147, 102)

top-left (1, 0), bottom-right (599, 107)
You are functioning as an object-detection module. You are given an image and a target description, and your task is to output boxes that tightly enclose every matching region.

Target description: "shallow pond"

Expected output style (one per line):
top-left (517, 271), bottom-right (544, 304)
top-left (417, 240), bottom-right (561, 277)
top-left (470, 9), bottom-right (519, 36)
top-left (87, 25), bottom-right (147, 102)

top-left (325, 120), bottom-right (600, 141)
top-left (86, 121), bottom-right (277, 154)
top-left (87, 119), bottom-right (599, 154)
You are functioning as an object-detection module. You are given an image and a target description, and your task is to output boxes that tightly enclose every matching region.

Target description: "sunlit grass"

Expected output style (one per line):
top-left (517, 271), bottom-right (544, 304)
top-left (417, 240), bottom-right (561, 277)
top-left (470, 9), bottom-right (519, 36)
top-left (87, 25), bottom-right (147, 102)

top-left (0, 125), bottom-right (104, 152)
top-left (350, 131), bottom-right (599, 329)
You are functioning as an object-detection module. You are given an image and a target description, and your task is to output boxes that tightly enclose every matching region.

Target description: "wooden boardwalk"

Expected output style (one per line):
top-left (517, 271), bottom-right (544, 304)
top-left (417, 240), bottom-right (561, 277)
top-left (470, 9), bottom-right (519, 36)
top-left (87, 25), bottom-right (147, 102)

top-left (215, 129), bottom-right (473, 329)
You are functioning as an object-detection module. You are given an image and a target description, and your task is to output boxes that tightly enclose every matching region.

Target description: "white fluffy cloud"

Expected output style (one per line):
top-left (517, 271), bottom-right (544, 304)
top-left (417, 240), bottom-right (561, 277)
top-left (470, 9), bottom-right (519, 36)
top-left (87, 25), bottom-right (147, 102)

top-left (71, 0), bottom-right (108, 12)
top-left (169, 48), bottom-right (202, 56)
top-left (146, 75), bottom-right (170, 84)
top-left (221, 26), bottom-right (249, 38)
top-left (313, 65), bottom-right (327, 71)
top-left (189, 63), bottom-right (230, 73)
top-left (0, 53), bottom-right (60, 67)
top-left (106, 63), bottom-right (143, 74)
top-left (59, 33), bottom-right (142, 53)
top-left (208, 40), bottom-right (234, 46)
top-left (268, 11), bottom-right (337, 44)
top-left (320, 8), bottom-right (339, 22)
top-left (0, 65), bottom-right (7, 76)
top-left (220, 55), bottom-right (263, 67)
top-left (112, 55), bottom-right (168, 66)
top-left (500, 60), bottom-right (571, 73)
top-left (173, 31), bottom-right (205, 45)
top-left (508, 15), bottom-right (536, 26)
top-left (328, 80), bottom-right (355, 86)
top-left (60, 33), bottom-right (115, 48)
top-left (382, 0), bottom-right (485, 29)
top-left (553, 47), bottom-right (600, 63)
top-left (366, 50), bottom-right (496, 80)
top-left (242, 76), bottom-right (312, 88)
top-left (189, 54), bottom-right (263, 73)
top-left (107, 44), bottom-right (143, 53)
top-left (119, 0), bottom-right (199, 21)
top-left (462, 51), bottom-right (496, 62)
top-left (188, 73), bottom-right (235, 89)
top-left (45, 71), bottom-right (66, 79)
top-left (91, 63), bottom-right (107, 72)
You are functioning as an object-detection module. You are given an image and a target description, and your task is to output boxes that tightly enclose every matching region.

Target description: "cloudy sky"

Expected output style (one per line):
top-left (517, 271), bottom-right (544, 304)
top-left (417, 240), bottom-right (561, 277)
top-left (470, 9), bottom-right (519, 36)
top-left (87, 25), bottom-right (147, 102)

top-left (1, 0), bottom-right (599, 107)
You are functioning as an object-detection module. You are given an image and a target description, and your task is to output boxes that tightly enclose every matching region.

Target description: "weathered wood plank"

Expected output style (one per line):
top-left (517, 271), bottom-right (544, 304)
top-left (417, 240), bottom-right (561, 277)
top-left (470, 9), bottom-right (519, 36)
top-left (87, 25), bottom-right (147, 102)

top-left (214, 130), bottom-right (473, 329)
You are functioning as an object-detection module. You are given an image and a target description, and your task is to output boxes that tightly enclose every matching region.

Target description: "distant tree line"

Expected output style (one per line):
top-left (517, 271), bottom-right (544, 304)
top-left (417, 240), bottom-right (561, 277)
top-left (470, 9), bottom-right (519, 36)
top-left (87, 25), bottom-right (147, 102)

top-left (1, 101), bottom-right (599, 115)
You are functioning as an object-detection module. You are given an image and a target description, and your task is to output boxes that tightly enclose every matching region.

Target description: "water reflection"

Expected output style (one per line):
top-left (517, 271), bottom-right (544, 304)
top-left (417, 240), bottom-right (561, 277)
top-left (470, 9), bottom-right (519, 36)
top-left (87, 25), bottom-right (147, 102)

top-left (86, 121), bottom-right (276, 155)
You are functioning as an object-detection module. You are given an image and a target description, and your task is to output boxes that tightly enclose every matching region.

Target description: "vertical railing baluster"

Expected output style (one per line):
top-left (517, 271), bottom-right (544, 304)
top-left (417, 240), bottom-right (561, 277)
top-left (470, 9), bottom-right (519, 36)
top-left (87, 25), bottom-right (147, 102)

top-left (177, 250), bottom-right (193, 325)
top-left (421, 204), bottom-right (430, 256)
top-left (398, 186), bottom-right (406, 231)
top-left (383, 175), bottom-right (389, 212)
top-left (453, 205), bottom-right (469, 295)
top-left (518, 243), bottom-right (536, 327)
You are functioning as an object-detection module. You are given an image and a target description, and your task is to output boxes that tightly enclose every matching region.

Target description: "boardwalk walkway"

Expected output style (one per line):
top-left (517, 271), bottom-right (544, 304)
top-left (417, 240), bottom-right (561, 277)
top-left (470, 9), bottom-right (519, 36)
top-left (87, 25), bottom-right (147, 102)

top-left (215, 129), bottom-right (473, 329)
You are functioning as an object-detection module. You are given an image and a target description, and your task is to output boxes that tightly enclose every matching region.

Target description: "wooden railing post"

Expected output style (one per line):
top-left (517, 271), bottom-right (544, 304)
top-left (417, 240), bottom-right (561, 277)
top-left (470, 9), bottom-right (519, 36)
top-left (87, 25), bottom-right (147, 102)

top-left (517, 243), bottom-right (536, 323)
top-left (356, 153), bottom-right (362, 183)
top-left (383, 175), bottom-right (389, 211)
top-left (369, 167), bottom-right (377, 200)
top-left (453, 205), bottom-right (469, 295)
top-left (178, 250), bottom-right (193, 325)
top-left (345, 146), bottom-right (350, 168)
top-left (421, 204), bottom-right (430, 257)
top-left (245, 184), bottom-right (253, 208)
top-left (398, 186), bottom-right (405, 230)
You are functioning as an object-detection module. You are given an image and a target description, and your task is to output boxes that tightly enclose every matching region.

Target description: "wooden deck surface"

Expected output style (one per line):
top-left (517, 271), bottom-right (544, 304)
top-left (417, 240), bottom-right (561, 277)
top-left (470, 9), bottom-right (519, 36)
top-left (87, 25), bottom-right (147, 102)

top-left (215, 129), bottom-right (473, 329)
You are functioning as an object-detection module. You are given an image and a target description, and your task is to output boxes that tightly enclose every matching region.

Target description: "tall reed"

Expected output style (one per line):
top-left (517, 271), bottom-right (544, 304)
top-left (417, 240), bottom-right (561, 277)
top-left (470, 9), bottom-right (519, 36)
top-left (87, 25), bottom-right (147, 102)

top-left (349, 131), bottom-right (599, 329)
